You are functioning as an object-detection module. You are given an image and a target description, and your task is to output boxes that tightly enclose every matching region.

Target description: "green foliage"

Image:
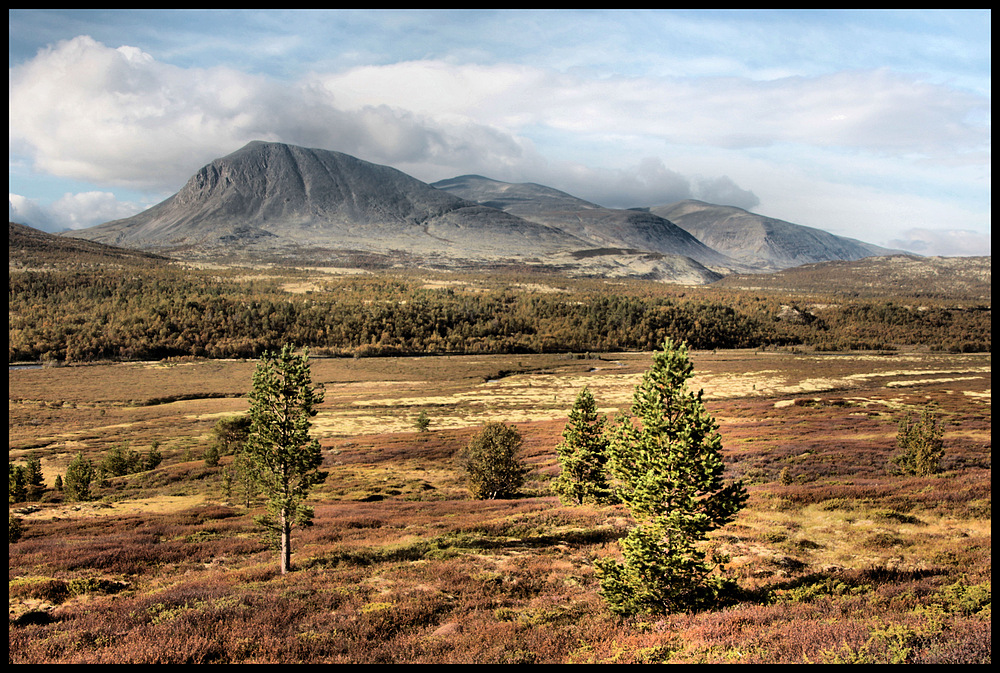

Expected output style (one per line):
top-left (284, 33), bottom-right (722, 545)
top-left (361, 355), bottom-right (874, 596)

top-left (9, 463), bottom-right (28, 503)
top-left (99, 442), bottom-right (143, 478)
top-left (9, 514), bottom-right (24, 543)
top-left (462, 422), bottom-right (528, 500)
top-left (143, 442), bottom-right (163, 471)
top-left (415, 410), bottom-right (431, 433)
top-left (596, 339), bottom-right (748, 615)
top-left (211, 415), bottom-right (252, 455)
top-left (892, 409), bottom-right (945, 476)
top-left (552, 386), bottom-right (613, 505)
top-left (64, 453), bottom-right (95, 502)
top-left (245, 345), bottom-right (328, 573)
top-left (24, 452), bottom-right (44, 489)
top-left (203, 444), bottom-right (222, 467)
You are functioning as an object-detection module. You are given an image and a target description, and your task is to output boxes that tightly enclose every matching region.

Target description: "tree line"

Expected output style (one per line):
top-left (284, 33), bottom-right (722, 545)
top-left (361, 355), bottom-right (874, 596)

top-left (8, 266), bottom-right (990, 363)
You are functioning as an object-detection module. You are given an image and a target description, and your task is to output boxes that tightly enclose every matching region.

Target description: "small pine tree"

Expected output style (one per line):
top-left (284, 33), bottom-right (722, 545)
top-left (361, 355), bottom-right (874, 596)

top-left (552, 386), bottom-right (613, 505)
top-left (597, 339), bottom-right (747, 615)
top-left (462, 422), bottom-right (528, 500)
top-left (54, 474), bottom-right (63, 491)
top-left (99, 443), bottom-right (141, 478)
top-left (24, 452), bottom-right (44, 489)
top-left (415, 410), bottom-right (431, 433)
top-left (892, 409), bottom-right (945, 476)
top-left (244, 346), bottom-right (328, 574)
top-left (204, 444), bottom-right (221, 467)
top-left (143, 442), bottom-right (163, 471)
top-left (64, 453), bottom-right (95, 502)
top-left (9, 464), bottom-right (28, 504)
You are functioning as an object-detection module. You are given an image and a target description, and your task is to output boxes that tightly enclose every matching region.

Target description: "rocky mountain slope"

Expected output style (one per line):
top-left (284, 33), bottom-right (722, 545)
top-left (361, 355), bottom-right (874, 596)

top-left (61, 141), bottom-right (908, 283)
top-left (66, 141), bottom-right (585, 264)
top-left (433, 175), bottom-right (743, 273)
top-left (63, 142), bottom-right (726, 282)
top-left (648, 200), bottom-right (899, 271)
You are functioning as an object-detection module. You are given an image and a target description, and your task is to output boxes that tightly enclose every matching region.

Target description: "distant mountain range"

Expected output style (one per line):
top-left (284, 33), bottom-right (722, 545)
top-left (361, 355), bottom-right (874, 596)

top-left (62, 140), bottom-right (910, 283)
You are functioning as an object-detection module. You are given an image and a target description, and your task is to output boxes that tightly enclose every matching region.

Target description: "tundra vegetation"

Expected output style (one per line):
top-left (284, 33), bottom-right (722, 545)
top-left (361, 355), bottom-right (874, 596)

top-left (7, 264), bottom-right (992, 664)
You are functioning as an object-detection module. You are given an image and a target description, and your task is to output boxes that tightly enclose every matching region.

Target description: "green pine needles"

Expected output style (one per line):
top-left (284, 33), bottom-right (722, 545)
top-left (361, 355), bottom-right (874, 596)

top-left (596, 339), bottom-right (748, 615)
top-left (245, 345), bottom-right (328, 574)
top-left (552, 386), bottom-right (613, 505)
top-left (892, 409), bottom-right (945, 476)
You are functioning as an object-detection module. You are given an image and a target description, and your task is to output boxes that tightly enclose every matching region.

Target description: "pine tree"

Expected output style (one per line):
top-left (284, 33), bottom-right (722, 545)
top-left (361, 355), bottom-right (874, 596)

top-left (9, 464), bottom-right (28, 504)
top-left (892, 409), bottom-right (945, 476)
top-left (64, 453), bottom-right (95, 502)
top-left (244, 345), bottom-right (327, 574)
top-left (552, 386), bottom-right (613, 505)
top-left (596, 339), bottom-right (747, 615)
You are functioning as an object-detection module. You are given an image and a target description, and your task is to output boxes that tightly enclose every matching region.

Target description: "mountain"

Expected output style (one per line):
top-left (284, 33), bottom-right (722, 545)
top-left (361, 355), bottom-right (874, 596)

top-left (646, 200), bottom-right (899, 271)
top-left (67, 141), bottom-right (599, 263)
top-left (62, 141), bottom-right (903, 283)
top-left (432, 175), bottom-right (743, 273)
top-left (64, 142), bottom-right (724, 283)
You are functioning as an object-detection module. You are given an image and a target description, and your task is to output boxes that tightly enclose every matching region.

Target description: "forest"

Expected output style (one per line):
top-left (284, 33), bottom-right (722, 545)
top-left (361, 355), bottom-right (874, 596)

top-left (8, 264), bottom-right (991, 364)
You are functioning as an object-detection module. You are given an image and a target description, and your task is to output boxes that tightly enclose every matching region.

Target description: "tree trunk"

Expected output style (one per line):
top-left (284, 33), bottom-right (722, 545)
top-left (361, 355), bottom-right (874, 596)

top-left (279, 509), bottom-right (292, 574)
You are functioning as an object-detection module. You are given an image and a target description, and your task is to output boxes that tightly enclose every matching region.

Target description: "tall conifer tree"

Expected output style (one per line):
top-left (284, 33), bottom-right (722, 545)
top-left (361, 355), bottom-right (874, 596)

top-left (245, 345), bottom-right (327, 574)
top-left (597, 339), bottom-right (747, 614)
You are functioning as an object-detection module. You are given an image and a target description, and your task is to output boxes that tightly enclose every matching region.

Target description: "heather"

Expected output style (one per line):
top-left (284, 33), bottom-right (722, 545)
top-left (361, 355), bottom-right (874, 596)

top-left (9, 346), bottom-right (990, 663)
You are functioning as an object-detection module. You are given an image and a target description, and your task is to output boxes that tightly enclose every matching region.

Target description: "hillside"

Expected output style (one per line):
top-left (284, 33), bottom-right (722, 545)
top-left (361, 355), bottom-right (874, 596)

top-left (712, 254), bottom-right (992, 302)
top-left (9, 221), bottom-right (171, 269)
top-left (648, 200), bottom-right (899, 270)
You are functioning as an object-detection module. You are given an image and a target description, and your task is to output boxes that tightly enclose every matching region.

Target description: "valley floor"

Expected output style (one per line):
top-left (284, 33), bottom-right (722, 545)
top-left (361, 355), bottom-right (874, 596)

top-left (9, 349), bottom-right (992, 663)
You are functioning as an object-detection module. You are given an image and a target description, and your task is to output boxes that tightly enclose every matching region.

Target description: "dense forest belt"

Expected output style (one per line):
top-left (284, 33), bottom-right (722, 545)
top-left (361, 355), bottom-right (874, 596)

top-left (8, 267), bottom-right (991, 363)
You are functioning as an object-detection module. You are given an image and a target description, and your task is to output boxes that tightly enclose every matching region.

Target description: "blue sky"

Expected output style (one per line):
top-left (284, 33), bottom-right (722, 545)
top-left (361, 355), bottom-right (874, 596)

top-left (9, 9), bottom-right (991, 255)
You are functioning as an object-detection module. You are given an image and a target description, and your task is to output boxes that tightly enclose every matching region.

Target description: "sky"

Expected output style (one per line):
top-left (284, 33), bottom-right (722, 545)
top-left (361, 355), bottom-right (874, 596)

top-left (8, 9), bottom-right (991, 256)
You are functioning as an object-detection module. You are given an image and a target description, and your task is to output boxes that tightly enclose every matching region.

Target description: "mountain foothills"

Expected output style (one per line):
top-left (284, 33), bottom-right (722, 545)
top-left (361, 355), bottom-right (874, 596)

top-left (63, 140), bottom-right (904, 282)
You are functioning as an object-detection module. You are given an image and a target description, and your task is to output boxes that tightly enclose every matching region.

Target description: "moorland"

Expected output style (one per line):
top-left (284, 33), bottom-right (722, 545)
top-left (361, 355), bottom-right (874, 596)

top-left (8, 236), bottom-right (992, 663)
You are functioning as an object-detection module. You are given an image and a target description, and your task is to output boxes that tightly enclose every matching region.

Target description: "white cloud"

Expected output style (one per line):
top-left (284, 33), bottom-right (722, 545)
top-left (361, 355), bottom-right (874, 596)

top-left (888, 229), bottom-right (992, 257)
top-left (9, 192), bottom-right (145, 232)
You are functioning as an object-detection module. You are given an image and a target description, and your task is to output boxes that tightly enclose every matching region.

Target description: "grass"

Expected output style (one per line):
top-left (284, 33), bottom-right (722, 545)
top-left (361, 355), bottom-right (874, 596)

top-left (8, 348), bottom-right (991, 663)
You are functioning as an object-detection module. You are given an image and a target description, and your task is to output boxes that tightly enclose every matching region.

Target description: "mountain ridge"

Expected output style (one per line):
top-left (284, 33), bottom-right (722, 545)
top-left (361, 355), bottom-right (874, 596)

top-left (647, 199), bottom-right (901, 270)
top-left (62, 140), bottom-right (912, 283)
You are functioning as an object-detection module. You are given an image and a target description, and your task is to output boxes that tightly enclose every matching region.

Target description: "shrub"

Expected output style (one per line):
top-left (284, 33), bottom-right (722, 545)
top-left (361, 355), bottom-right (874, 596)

top-left (9, 514), bottom-right (24, 543)
top-left (462, 422), bottom-right (529, 500)
top-left (892, 409), bottom-right (945, 476)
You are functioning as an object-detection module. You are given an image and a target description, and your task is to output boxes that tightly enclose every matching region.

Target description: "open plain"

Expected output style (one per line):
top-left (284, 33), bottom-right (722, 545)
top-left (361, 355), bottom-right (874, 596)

top-left (9, 347), bottom-right (991, 663)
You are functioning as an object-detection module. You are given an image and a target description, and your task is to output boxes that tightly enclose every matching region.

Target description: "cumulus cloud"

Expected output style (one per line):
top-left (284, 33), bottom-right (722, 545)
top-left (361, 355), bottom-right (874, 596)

top-left (9, 192), bottom-right (145, 232)
top-left (8, 37), bottom-right (543, 192)
top-left (320, 60), bottom-right (990, 158)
